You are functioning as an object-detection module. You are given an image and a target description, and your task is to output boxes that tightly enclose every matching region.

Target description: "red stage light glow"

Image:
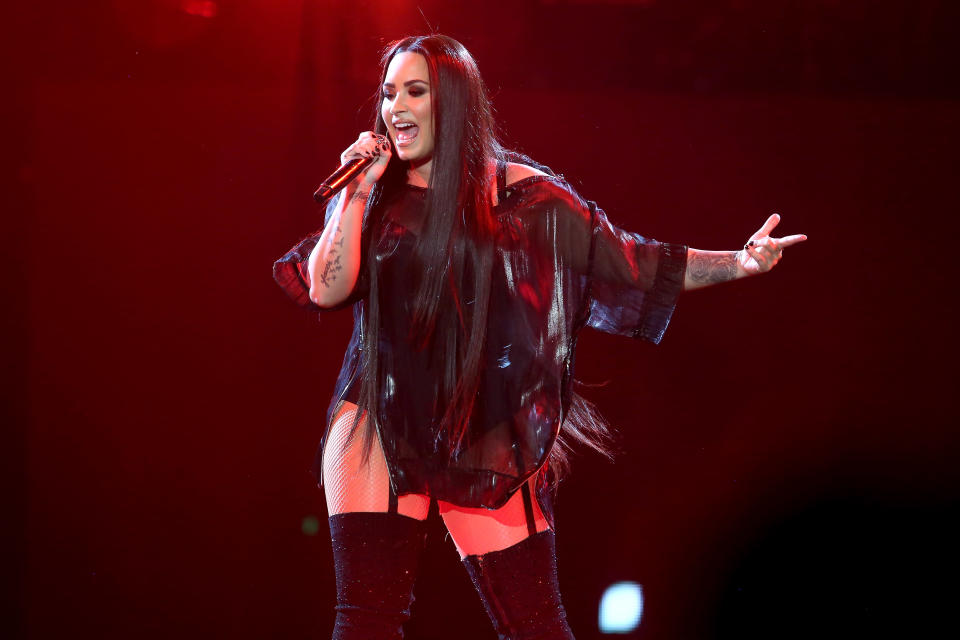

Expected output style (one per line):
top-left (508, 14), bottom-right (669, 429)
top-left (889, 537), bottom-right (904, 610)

top-left (182, 0), bottom-right (217, 18)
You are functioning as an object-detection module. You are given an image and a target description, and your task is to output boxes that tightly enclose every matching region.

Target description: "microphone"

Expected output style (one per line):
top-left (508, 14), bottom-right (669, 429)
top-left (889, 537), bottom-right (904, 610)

top-left (313, 156), bottom-right (374, 205)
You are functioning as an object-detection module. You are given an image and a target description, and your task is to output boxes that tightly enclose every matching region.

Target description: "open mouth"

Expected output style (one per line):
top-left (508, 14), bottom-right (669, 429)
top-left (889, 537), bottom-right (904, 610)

top-left (394, 122), bottom-right (419, 146)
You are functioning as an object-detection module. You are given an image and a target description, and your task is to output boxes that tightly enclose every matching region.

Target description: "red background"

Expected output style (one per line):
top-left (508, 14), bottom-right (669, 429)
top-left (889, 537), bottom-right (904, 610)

top-left (9, 1), bottom-right (959, 638)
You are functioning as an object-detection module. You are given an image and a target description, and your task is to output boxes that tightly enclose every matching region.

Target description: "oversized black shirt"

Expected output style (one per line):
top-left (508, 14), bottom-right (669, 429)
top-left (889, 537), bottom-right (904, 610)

top-left (274, 175), bottom-right (687, 510)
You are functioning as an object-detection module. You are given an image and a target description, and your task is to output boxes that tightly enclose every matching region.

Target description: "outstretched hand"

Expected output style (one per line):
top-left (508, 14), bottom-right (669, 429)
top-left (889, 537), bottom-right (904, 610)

top-left (738, 214), bottom-right (807, 275)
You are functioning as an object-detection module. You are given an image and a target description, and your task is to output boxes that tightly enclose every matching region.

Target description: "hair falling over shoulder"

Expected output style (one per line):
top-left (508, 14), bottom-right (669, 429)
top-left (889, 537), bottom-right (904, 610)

top-left (349, 34), bottom-right (614, 480)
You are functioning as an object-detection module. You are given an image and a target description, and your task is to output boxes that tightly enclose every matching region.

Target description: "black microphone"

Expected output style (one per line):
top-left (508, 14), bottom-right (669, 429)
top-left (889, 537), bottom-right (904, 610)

top-left (313, 156), bottom-right (375, 205)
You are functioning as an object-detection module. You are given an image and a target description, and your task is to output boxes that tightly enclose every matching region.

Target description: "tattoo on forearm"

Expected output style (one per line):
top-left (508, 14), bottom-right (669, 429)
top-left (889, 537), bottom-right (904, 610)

top-left (319, 253), bottom-right (343, 287)
top-left (350, 188), bottom-right (370, 204)
top-left (319, 225), bottom-right (345, 288)
top-left (688, 252), bottom-right (738, 284)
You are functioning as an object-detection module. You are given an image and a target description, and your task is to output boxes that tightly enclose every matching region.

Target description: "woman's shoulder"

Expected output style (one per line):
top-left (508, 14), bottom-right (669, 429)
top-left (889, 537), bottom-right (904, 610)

top-left (497, 164), bottom-right (593, 231)
top-left (505, 162), bottom-right (550, 185)
top-left (501, 163), bottom-right (584, 207)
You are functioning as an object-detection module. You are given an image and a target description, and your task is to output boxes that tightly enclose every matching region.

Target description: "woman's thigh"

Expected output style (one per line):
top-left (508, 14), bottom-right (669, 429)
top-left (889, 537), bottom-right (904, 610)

top-left (322, 401), bottom-right (429, 520)
top-left (439, 475), bottom-right (551, 559)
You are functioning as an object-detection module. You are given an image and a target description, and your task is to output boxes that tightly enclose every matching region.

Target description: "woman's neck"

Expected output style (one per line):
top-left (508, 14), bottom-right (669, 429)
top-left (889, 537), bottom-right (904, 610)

top-left (406, 158), bottom-right (432, 187)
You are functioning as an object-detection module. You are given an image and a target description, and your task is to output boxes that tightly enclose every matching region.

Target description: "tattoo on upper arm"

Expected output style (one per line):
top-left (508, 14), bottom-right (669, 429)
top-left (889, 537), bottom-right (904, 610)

top-left (688, 252), bottom-right (738, 284)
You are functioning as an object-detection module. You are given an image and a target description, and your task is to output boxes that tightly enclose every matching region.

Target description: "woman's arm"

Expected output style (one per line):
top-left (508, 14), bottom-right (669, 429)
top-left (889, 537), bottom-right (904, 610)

top-left (684, 214), bottom-right (807, 291)
top-left (684, 249), bottom-right (743, 290)
top-left (307, 185), bottom-right (368, 307)
top-left (307, 132), bottom-right (391, 308)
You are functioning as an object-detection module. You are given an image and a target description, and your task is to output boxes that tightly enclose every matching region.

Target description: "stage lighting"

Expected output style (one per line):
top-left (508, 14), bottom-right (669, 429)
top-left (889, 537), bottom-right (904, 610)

top-left (301, 515), bottom-right (320, 536)
top-left (599, 581), bottom-right (644, 634)
top-left (182, 1), bottom-right (217, 18)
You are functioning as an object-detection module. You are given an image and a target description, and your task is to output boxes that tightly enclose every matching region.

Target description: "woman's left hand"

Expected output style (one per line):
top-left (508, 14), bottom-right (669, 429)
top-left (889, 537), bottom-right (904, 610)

top-left (738, 214), bottom-right (808, 275)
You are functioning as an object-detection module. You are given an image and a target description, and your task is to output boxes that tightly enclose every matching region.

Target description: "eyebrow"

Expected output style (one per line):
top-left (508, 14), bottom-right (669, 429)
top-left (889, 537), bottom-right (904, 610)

top-left (382, 79), bottom-right (429, 88)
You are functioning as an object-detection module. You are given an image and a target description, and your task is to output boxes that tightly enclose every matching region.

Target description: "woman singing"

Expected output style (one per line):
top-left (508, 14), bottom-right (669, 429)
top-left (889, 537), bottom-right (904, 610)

top-left (274, 34), bottom-right (806, 640)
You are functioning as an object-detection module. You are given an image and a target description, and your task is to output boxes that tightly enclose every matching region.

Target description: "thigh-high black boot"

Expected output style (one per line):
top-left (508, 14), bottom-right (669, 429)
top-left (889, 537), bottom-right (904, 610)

top-left (328, 512), bottom-right (427, 639)
top-left (461, 530), bottom-right (575, 640)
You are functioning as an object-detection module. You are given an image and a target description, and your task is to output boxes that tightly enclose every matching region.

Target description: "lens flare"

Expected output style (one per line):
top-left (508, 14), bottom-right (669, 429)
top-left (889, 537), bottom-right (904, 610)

top-left (599, 581), bottom-right (644, 634)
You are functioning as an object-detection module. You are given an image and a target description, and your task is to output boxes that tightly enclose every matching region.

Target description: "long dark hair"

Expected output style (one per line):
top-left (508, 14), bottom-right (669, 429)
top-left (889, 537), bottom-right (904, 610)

top-left (353, 34), bottom-right (501, 458)
top-left (351, 34), bottom-right (613, 480)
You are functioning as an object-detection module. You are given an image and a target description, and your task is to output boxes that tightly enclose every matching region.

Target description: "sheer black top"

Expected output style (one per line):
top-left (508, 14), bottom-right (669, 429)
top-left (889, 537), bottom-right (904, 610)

top-left (274, 173), bottom-right (687, 511)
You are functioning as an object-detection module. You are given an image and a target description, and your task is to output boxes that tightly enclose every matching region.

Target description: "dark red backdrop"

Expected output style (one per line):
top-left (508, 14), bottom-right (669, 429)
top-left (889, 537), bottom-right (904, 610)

top-left (10, 1), bottom-right (959, 638)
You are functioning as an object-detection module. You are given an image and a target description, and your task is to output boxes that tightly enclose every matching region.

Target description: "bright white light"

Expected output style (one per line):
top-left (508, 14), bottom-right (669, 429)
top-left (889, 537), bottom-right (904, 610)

top-left (598, 581), bottom-right (644, 634)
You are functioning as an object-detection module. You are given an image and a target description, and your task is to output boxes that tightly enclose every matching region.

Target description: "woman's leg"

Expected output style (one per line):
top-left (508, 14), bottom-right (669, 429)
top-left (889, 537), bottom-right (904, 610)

top-left (322, 402), bottom-right (430, 639)
top-left (437, 476), bottom-right (549, 559)
top-left (440, 478), bottom-right (574, 639)
top-left (323, 401), bottom-right (430, 520)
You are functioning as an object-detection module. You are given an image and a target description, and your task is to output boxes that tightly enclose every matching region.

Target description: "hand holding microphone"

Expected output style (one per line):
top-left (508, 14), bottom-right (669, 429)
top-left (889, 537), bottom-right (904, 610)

top-left (314, 132), bottom-right (392, 204)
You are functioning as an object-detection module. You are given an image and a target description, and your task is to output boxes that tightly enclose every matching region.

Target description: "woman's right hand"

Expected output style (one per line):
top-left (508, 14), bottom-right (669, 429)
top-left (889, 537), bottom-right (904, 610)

top-left (340, 131), bottom-right (392, 188)
top-left (307, 132), bottom-right (388, 307)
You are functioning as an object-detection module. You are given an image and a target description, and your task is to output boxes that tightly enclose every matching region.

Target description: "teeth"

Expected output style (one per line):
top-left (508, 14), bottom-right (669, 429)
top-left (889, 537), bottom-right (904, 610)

top-left (394, 122), bottom-right (418, 146)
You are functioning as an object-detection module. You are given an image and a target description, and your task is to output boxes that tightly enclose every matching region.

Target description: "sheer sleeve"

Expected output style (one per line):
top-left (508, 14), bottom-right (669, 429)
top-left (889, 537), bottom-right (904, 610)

top-left (272, 193), bottom-right (370, 312)
top-left (581, 199), bottom-right (687, 343)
